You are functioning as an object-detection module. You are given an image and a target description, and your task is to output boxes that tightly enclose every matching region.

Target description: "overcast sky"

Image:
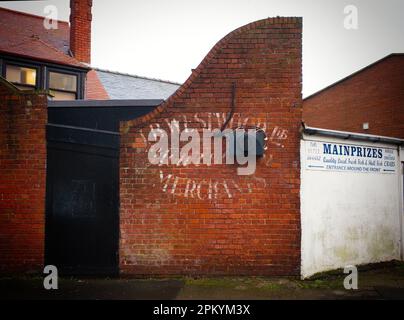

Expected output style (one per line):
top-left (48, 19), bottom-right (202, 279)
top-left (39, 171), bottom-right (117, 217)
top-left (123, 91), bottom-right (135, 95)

top-left (1, 0), bottom-right (403, 97)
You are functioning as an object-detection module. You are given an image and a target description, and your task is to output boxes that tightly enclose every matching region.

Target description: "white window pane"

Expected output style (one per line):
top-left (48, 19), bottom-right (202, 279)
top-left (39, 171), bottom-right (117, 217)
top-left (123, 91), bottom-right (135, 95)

top-left (49, 72), bottom-right (77, 92)
top-left (5, 65), bottom-right (19, 83)
top-left (50, 90), bottom-right (76, 100)
top-left (6, 65), bottom-right (36, 86)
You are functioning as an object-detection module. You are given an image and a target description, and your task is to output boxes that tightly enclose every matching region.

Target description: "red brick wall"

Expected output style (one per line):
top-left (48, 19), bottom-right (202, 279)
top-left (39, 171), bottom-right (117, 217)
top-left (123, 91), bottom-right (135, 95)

top-left (70, 0), bottom-right (92, 64)
top-left (303, 54), bottom-right (404, 139)
top-left (120, 17), bottom-right (303, 276)
top-left (0, 81), bottom-right (47, 274)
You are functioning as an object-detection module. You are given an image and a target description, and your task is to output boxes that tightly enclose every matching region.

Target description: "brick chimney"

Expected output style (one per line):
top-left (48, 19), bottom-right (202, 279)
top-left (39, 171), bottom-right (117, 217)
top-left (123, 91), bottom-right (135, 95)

top-left (69, 0), bottom-right (92, 64)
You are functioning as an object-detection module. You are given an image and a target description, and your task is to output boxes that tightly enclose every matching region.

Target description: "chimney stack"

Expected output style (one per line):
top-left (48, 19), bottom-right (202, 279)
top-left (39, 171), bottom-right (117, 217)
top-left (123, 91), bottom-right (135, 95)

top-left (70, 0), bottom-right (92, 64)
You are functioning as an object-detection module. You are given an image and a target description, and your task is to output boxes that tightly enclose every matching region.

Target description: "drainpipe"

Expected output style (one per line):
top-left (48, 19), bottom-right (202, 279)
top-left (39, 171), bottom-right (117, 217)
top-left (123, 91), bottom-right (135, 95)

top-left (400, 146), bottom-right (404, 261)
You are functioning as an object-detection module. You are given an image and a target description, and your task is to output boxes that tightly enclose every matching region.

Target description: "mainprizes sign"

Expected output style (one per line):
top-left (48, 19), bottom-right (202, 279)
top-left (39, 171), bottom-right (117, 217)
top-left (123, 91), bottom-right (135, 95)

top-left (305, 140), bottom-right (397, 174)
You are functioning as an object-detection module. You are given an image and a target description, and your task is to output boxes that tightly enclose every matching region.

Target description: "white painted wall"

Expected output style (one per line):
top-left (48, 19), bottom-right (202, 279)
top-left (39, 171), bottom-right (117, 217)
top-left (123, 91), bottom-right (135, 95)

top-left (301, 134), bottom-right (403, 278)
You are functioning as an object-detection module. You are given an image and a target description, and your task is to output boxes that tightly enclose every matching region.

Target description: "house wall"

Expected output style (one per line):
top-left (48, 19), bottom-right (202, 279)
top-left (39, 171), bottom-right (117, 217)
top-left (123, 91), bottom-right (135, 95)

top-left (303, 55), bottom-right (404, 139)
top-left (301, 134), bottom-right (403, 278)
top-left (119, 17), bottom-right (303, 275)
top-left (0, 81), bottom-right (48, 273)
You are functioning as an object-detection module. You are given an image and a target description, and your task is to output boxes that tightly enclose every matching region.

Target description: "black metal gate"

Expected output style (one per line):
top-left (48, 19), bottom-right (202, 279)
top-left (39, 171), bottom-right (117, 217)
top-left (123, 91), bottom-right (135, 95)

top-left (45, 100), bottom-right (159, 275)
top-left (45, 125), bottom-right (120, 275)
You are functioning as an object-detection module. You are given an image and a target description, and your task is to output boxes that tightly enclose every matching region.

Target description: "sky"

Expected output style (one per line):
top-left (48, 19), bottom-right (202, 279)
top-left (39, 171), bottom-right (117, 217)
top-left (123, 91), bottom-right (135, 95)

top-left (1, 0), bottom-right (403, 97)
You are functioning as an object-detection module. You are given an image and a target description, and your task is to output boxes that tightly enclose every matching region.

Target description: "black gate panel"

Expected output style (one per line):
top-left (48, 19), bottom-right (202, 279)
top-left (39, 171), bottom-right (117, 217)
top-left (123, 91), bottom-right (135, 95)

top-left (45, 125), bottom-right (120, 275)
top-left (45, 100), bottom-right (160, 275)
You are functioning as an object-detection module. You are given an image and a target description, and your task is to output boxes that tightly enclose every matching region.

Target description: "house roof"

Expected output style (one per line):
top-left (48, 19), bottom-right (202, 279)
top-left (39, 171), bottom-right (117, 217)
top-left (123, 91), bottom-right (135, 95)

top-left (0, 7), bottom-right (86, 68)
top-left (304, 53), bottom-right (404, 101)
top-left (0, 7), bottom-right (180, 100)
top-left (85, 70), bottom-right (110, 100)
top-left (94, 69), bottom-right (180, 100)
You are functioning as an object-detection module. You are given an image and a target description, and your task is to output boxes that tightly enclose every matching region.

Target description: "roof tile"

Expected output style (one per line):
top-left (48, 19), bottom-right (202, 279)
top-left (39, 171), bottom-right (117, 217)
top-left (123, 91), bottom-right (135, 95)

top-left (0, 7), bottom-right (85, 68)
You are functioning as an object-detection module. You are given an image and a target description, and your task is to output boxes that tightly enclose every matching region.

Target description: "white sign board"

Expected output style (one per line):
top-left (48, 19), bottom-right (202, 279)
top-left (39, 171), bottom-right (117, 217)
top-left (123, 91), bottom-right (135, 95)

top-left (305, 140), bottom-right (397, 174)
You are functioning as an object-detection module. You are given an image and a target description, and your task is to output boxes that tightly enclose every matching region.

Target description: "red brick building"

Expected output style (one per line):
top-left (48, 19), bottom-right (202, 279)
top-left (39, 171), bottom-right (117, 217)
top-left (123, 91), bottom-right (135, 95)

top-left (303, 54), bottom-right (404, 139)
top-left (2, 2), bottom-right (402, 278)
top-left (0, 3), bottom-right (178, 101)
top-left (0, 0), bottom-right (303, 275)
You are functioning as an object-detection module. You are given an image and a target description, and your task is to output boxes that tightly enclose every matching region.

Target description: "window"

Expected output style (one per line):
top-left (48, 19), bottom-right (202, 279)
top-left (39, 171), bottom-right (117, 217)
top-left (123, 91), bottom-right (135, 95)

top-left (49, 71), bottom-right (78, 100)
top-left (2, 59), bottom-right (84, 99)
top-left (5, 65), bottom-right (37, 90)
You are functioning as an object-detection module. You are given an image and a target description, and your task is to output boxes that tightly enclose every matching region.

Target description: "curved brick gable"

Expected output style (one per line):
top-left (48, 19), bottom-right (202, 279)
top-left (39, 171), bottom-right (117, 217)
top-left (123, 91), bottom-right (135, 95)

top-left (120, 17), bottom-right (303, 275)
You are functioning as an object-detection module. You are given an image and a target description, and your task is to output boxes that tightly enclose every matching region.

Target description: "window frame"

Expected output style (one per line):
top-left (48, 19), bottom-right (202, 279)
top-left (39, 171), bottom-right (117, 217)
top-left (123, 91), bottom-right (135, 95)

top-left (0, 55), bottom-right (87, 99)
top-left (47, 69), bottom-right (79, 100)
top-left (3, 61), bottom-right (40, 89)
